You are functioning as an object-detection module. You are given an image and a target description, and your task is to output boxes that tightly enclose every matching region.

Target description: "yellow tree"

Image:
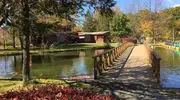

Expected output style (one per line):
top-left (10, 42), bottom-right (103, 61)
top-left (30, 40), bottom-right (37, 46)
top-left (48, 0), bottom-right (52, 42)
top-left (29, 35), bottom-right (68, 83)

top-left (140, 21), bottom-right (153, 37)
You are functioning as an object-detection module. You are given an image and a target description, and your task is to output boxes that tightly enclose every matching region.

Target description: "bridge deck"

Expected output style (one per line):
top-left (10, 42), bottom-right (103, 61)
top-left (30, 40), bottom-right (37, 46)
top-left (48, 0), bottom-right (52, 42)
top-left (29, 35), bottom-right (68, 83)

top-left (89, 45), bottom-right (180, 100)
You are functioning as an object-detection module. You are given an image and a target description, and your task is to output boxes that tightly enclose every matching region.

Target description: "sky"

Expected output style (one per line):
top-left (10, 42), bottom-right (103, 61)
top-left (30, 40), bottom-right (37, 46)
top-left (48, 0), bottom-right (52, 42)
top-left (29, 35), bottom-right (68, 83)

top-left (116, 0), bottom-right (180, 13)
top-left (78, 0), bottom-right (180, 26)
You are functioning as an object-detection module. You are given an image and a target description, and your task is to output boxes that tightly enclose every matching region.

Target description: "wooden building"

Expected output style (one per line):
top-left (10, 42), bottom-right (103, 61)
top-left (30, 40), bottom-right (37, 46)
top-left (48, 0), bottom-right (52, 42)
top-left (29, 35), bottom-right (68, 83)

top-left (32, 32), bottom-right (79, 46)
top-left (47, 32), bottom-right (78, 44)
top-left (78, 31), bottom-right (110, 43)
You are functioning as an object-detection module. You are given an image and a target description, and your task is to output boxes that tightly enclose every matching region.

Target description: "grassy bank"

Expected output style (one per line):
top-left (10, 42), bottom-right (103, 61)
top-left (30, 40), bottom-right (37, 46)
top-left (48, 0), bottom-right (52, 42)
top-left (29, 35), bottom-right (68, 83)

top-left (0, 43), bottom-right (119, 56)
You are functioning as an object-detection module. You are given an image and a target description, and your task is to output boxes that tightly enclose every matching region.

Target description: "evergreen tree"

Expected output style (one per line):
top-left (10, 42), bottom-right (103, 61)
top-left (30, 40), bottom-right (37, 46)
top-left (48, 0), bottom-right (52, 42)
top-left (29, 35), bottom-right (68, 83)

top-left (83, 10), bottom-right (96, 32)
top-left (94, 12), bottom-right (112, 31)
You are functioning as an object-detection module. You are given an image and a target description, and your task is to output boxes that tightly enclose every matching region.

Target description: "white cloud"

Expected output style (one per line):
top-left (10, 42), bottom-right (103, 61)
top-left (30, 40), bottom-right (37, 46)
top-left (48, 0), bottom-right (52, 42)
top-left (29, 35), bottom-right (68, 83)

top-left (167, 0), bottom-right (175, 4)
top-left (173, 4), bottom-right (180, 7)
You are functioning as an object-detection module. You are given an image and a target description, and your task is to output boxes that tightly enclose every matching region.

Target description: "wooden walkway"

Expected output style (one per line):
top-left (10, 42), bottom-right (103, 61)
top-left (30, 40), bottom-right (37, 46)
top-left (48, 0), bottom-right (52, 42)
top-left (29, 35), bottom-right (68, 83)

top-left (88, 45), bottom-right (180, 100)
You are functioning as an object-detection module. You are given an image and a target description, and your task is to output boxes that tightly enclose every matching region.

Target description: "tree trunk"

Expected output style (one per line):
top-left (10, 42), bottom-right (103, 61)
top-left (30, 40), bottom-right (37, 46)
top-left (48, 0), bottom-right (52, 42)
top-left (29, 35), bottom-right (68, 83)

top-left (14, 56), bottom-right (17, 68)
top-left (22, 33), bottom-right (30, 84)
top-left (19, 34), bottom-right (23, 50)
top-left (12, 29), bottom-right (16, 48)
top-left (3, 40), bottom-right (6, 50)
top-left (173, 29), bottom-right (175, 43)
top-left (22, 0), bottom-right (30, 84)
top-left (41, 35), bottom-right (44, 49)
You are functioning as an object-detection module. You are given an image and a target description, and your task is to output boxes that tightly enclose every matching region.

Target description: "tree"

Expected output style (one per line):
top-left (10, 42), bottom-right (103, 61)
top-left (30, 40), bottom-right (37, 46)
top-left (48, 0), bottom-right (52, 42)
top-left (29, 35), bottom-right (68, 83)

top-left (93, 11), bottom-right (112, 31)
top-left (0, 0), bottom-right (116, 84)
top-left (163, 6), bottom-right (180, 41)
top-left (7, 27), bottom-right (18, 48)
top-left (0, 28), bottom-right (9, 49)
top-left (127, 0), bottom-right (168, 42)
top-left (83, 10), bottom-right (96, 32)
top-left (165, 6), bottom-right (180, 30)
top-left (110, 13), bottom-right (131, 37)
top-left (72, 26), bottom-right (83, 32)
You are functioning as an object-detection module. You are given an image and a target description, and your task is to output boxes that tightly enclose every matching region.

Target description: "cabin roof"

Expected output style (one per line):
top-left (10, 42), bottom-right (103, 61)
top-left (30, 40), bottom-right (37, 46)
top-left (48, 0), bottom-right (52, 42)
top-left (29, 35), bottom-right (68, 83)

top-left (78, 31), bottom-right (110, 36)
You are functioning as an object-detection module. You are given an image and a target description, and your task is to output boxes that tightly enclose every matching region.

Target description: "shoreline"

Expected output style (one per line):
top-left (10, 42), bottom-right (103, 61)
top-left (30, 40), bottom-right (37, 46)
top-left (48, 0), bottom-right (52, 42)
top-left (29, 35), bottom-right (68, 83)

top-left (0, 46), bottom-right (113, 56)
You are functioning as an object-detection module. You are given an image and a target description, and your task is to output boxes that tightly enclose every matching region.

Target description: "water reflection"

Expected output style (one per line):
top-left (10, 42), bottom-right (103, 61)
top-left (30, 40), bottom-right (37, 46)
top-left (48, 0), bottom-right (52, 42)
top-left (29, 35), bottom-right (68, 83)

top-left (154, 47), bottom-right (180, 88)
top-left (0, 56), bottom-right (15, 78)
top-left (0, 49), bottom-right (105, 79)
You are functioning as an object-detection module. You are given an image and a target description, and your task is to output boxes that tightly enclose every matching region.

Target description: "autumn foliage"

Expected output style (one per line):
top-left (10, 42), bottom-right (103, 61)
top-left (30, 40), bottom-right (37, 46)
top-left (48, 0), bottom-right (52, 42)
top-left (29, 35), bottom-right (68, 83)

top-left (0, 85), bottom-right (114, 100)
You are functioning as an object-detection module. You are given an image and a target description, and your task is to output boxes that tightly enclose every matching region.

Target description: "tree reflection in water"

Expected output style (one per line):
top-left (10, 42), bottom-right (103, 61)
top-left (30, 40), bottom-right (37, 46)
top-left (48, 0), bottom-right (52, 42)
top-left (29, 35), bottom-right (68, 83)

top-left (0, 49), bottom-right (106, 80)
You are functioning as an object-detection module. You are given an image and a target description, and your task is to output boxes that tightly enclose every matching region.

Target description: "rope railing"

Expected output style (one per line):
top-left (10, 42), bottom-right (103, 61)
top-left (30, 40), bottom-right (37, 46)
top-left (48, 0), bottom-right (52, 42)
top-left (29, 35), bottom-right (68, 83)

top-left (144, 41), bottom-right (161, 84)
top-left (92, 42), bottom-right (134, 79)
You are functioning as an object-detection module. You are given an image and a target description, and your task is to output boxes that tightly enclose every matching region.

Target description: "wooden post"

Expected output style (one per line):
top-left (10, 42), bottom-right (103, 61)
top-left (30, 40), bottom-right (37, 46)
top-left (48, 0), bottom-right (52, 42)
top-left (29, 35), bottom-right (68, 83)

top-left (117, 47), bottom-right (119, 56)
top-left (152, 56), bottom-right (156, 74)
top-left (118, 47), bottom-right (120, 56)
top-left (115, 48), bottom-right (117, 59)
top-left (97, 56), bottom-right (102, 75)
top-left (156, 59), bottom-right (161, 84)
top-left (110, 51), bottom-right (113, 65)
top-left (100, 55), bottom-right (104, 73)
top-left (113, 49), bottom-right (116, 61)
top-left (119, 47), bottom-right (122, 56)
top-left (104, 54), bottom-right (108, 70)
top-left (107, 53), bottom-right (110, 66)
top-left (94, 57), bottom-right (98, 79)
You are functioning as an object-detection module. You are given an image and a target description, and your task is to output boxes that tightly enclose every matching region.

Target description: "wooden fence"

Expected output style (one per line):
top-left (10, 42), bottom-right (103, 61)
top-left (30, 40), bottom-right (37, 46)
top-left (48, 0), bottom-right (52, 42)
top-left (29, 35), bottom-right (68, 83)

top-left (92, 42), bottom-right (134, 79)
top-left (144, 41), bottom-right (161, 84)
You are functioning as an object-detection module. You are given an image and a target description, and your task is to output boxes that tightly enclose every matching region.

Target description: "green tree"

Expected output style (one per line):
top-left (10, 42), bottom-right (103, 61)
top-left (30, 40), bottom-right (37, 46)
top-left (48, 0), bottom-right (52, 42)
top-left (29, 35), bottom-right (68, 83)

top-left (0, 0), bottom-right (116, 84)
top-left (110, 13), bottom-right (131, 37)
top-left (166, 6), bottom-right (180, 30)
top-left (93, 12), bottom-right (112, 31)
top-left (7, 27), bottom-right (17, 48)
top-left (83, 10), bottom-right (95, 32)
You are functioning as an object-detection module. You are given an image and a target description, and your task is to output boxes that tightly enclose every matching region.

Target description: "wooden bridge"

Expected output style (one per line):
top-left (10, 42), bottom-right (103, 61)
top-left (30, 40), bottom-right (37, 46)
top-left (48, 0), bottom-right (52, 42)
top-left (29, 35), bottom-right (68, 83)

top-left (91, 42), bottom-right (180, 99)
top-left (93, 42), bottom-right (160, 83)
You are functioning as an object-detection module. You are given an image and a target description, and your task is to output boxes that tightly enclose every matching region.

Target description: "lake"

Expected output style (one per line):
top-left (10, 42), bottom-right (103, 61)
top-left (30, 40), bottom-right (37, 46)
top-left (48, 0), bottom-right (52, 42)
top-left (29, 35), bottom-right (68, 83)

top-left (0, 49), bottom-right (106, 80)
top-left (153, 47), bottom-right (180, 88)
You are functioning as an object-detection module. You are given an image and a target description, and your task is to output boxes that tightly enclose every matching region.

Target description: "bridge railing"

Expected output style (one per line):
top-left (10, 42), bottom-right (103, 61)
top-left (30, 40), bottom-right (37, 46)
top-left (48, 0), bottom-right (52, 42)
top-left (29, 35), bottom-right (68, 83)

top-left (92, 42), bottom-right (134, 79)
top-left (144, 41), bottom-right (161, 84)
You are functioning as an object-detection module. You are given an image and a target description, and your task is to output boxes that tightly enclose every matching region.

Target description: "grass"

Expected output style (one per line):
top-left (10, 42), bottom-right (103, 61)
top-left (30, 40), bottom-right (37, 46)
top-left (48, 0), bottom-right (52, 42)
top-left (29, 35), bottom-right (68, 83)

top-left (0, 79), bottom-right (92, 95)
top-left (0, 43), bottom-right (119, 56)
top-left (0, 80), bottom-right (22, 94)
top-left (51, 43), bottom-right (119, 49)
top-left (166, 90), bottom-right (177, 94)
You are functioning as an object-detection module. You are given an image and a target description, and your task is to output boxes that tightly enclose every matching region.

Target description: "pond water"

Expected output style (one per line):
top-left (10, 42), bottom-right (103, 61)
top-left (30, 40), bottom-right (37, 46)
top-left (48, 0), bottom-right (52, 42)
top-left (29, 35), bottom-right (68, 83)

top-left (153, 47), bottom-right (180, 88)
top-left (0, 49), bottom-right (106, 79)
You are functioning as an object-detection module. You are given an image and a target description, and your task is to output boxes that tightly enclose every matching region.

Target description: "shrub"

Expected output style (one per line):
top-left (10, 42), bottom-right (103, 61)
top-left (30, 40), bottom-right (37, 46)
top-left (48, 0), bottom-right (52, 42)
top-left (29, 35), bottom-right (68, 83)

top-left (133, 38), bottom-right (138, 44)
top-left (0, 84), bottom-right (114, 100)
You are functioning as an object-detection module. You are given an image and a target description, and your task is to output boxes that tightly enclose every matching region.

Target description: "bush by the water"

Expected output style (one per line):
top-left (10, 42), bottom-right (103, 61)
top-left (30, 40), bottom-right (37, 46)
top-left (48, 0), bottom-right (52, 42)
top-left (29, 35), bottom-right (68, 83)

top-left (0, 85), bottom-right (114, 100)
top-left (133, 38), bottom-right (138, 44)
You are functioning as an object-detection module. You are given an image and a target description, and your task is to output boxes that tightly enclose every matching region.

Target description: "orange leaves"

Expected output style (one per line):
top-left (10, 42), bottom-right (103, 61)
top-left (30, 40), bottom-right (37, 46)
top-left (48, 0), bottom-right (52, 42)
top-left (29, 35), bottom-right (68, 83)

top-left (140, 20), bottom-right (153, 36)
